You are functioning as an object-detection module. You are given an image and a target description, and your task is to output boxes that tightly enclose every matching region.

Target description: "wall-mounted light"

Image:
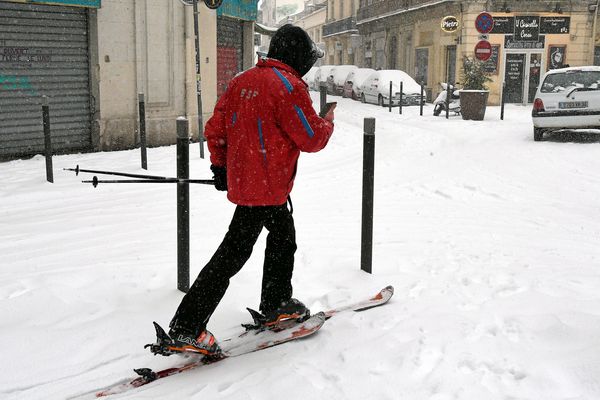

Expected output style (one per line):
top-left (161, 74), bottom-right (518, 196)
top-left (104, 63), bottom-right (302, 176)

top-left (499, 2), bottom-right (511, 13)
top-left (588, 3), bottom-right (598, 12)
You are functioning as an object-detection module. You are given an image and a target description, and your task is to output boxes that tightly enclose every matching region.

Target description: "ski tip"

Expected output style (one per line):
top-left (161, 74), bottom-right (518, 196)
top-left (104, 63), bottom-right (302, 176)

top-left (371, 285), bottom-right (394, 301)
top-left (152, 321), bottom-right (171, 341)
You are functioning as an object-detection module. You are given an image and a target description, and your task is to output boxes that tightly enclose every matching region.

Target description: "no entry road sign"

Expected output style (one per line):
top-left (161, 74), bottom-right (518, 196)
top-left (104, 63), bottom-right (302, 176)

top-left (474, 40), bottom-right (492, 61)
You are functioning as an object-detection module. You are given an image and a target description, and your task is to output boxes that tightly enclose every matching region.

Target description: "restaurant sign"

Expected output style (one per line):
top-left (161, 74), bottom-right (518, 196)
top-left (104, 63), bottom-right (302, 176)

top-left (505, 35), bottom-right (545, 49)
top-left (441, 16), bottom-right (460, 33)
top-left (514, 16), bottom-right (540, 41)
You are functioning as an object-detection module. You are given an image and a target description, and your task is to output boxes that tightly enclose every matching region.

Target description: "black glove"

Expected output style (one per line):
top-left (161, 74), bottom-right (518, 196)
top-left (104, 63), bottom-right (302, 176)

top-left (210, 165), bottom-right (227, 191)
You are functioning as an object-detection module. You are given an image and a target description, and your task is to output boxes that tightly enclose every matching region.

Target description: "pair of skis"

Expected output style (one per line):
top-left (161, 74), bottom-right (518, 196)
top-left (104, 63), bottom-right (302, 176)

top-left (78, 286), bottom-right (393, 398)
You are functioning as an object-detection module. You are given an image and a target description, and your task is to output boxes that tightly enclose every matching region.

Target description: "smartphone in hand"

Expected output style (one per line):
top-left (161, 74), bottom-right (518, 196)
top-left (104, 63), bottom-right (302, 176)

top-left (319, 102), bottom-right (337, 118)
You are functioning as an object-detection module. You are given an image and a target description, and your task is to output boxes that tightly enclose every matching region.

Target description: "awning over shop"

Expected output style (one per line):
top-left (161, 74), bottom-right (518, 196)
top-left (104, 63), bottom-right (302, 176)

top-left (217, 0), bottom-right (258, 21)
top-left (254, 22), bottom-right (277, 36)
top-left (3, 0), bottom-right (100, 8)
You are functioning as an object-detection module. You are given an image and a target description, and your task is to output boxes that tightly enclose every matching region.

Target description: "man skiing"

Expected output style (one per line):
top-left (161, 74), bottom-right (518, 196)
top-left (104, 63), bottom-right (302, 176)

top-left (156, 24), bottom-right (335, 357)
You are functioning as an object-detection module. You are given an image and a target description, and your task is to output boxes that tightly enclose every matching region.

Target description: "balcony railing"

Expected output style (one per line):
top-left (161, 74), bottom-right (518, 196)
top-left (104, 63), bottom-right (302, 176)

top-left (357, 0), bottom-right (445, 22)
top-left (322, 17), bottom-right (357, 37)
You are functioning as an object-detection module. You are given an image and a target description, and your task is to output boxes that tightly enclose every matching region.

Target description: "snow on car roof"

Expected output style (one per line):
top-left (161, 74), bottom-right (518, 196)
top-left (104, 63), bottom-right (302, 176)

top-left (545, 65), bottom-right (600, 75)
top-left (330, 66), bottom-right (358, 85)
top-left (375, 69), bottom-right (421, 93)
top-left (349, 68), bottom-right (376, 87)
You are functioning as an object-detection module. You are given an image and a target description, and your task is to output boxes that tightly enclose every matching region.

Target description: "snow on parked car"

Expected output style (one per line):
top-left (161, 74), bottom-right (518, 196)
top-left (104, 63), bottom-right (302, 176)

top-left (360, 69), bottom-right (423, 107)
top-left (313, 65), bottom-right (335, 91)
top-left (326, 65), bottom-right (357, 96)
top-left (303, 67), bottom-right (318, 90)
top-left (343, 68), bottom-right (375, 99)
top-left (532, 66), bottom-right (600, 141)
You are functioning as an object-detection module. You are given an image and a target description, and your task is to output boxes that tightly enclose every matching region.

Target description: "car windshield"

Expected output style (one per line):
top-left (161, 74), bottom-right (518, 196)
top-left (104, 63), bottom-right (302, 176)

top-left (541, 70), bottom-right (600, 93)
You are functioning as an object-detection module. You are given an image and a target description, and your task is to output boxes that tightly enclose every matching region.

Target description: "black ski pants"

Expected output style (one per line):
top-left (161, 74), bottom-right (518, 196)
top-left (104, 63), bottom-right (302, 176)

top-left (169, 204), bottom-right (296, 336)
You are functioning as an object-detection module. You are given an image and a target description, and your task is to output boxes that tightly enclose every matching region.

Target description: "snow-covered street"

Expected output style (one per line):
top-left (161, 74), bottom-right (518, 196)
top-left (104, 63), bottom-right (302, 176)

top-left (1, 93), bottom-right (600, 399)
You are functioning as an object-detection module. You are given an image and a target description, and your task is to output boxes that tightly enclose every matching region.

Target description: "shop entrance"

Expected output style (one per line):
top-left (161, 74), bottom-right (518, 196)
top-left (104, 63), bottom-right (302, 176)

top-left (503, 52), bottom-right (544, 104)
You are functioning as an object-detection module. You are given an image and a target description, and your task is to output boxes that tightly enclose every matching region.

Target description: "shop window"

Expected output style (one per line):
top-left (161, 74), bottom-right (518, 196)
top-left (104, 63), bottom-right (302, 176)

top-left (446, 45), bottom-right (456, 84)
top-left (389, 36), bottom-right (397, 69)
top-left (594, 46), bottom-right (600, 66)
top-left (415, 48), bottom-right (429, 85)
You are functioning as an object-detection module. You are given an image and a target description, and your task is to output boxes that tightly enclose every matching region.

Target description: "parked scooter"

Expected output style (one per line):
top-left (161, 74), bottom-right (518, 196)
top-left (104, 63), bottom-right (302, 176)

top-left (433, 82), bottom-right (461, 116)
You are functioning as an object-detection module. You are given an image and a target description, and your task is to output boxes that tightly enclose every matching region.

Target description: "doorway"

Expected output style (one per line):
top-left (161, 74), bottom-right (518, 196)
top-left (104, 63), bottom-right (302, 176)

top-left (503, 51), bottom-right (544, 104)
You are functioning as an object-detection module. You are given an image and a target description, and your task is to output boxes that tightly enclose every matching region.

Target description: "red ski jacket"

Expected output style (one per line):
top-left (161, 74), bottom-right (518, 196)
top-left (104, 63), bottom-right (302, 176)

top-left (205, 58), bottom-right (334, 206)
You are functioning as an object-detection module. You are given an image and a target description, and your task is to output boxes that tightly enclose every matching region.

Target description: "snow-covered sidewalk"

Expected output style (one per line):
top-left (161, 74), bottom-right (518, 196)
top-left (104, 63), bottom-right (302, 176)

top-left (1, 94), bottom-right (600, 399)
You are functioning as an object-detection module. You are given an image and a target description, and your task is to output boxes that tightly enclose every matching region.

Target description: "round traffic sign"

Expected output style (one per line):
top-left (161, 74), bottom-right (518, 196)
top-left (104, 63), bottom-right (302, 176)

top-left (474, 40), bottom-right (492, 61)
top-left (475, 12), bottom-right (494, 34)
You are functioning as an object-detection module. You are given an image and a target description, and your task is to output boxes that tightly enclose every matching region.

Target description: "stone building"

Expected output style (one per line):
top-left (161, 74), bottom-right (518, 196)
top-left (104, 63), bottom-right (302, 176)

top-left (322, 0), bottom-right (360, 65)
top-left (355, 0), bottom-right (600, 105)
top-left (0, 0), bottom-right (257, 159)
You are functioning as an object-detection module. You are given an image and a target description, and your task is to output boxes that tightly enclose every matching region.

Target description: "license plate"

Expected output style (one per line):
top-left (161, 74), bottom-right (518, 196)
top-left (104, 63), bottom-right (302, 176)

top-left (559, 101), bottom-right (588, 109)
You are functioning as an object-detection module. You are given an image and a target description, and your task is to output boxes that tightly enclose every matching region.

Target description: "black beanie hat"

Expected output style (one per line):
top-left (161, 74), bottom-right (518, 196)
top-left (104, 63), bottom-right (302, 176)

top-left (267, 24), bottom-right (324, 77)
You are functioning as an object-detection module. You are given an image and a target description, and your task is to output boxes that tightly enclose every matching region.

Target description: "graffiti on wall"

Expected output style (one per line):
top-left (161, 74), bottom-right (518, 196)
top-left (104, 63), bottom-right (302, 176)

top-left (0, 75), bottom-right (37, 96)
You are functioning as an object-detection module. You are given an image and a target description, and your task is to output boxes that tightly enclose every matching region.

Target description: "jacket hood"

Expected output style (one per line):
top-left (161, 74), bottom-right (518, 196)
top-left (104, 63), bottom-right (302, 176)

top-left (267, 24), bottom-right (323, 77)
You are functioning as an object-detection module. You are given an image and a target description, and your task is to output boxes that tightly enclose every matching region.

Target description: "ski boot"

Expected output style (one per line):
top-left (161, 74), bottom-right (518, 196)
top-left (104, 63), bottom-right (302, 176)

top-left (242, 298), bottom-right (310, 331)
top-left (145, 322), bottom-right (221, 358)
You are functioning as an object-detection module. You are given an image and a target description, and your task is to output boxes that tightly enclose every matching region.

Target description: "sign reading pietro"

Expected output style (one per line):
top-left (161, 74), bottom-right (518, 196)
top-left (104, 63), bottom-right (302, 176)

top-left (441, 16), bottom-right (460, 33)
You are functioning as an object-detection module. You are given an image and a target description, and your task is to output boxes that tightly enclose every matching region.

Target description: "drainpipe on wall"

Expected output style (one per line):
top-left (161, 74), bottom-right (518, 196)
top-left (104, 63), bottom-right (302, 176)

top-left (592, 0), bottom-right (600, 64)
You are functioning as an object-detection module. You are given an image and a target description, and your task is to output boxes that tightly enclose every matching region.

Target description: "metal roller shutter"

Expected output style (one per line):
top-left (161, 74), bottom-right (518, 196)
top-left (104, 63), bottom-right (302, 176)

top-left (0, 1), bottom-right (91, 158)
top-left (216, 16), bottom-right (243, 97)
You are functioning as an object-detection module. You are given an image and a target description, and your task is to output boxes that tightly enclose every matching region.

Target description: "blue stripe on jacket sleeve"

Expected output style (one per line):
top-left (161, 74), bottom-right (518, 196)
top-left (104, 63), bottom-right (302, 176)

top-left (294, 105), bottom-right (315, 138)
top-left (257, 118), bottom-right (267, 162)
top-left (272, 68), bottom-right (293, 93)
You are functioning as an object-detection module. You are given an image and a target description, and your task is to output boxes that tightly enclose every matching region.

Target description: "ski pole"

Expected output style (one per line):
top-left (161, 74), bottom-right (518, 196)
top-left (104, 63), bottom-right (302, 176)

top-left (83, 176), bottom-right (215, 188)
top-left (65, 165), bottom-right (176, 180)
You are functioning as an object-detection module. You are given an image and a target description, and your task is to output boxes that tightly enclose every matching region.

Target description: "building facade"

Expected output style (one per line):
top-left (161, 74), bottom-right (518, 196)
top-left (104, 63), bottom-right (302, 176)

top-left (0, 0), bottom-right (257, 159)
top-left (290, 0), bottom-right (327, 66)
top-left (356, 0), bottom-right (600, 105)
top-left (322, 0), bottom-right (360, 65)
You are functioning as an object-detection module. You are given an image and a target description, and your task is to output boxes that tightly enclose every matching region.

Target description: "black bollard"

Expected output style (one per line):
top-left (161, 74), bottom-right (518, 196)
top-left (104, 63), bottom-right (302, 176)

top-left (445, 83), bottom-right (451, 119)
top-left (320, 83), bottom-right (327, 115)
top-left (420, 82), bottom-right (424, 116)
top-left (176, 117), bottom-right (190, 293)
top-left (399, 82), bottom-right (403, 115)
top-left (361, 118), bottom-right (376, 274)
top-left (389, 81), bottom-right (392, 112)
top-left (138, 93), bottom-right (148, 170)
top-left (42, 96), bottom-right (53, 183)
top-left (500, 81), bottom-right (506, 121)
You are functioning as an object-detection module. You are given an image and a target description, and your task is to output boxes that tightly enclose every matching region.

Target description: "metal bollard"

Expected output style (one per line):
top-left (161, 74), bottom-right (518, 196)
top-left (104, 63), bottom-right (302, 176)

top-left (138, 93), bottom-right (148, 170)
top-left (399, 82), bottom-right (403, 115)
top-left (500, 81), bottom-right (506, 121)
top-left (445, 83), bottom-right (451, 119)
top-left (42, 96), bottom-right (53, 183)
top-left (176, 117), bottom-right (190, 293)
top-left (361, 118), bottom-right (376, 274)
top-left (420, 82), bottom-right (424, 116)
top-left (389, 81), bottom-right (392, 112)
top-left (319, 84), bottom-right (327, 115)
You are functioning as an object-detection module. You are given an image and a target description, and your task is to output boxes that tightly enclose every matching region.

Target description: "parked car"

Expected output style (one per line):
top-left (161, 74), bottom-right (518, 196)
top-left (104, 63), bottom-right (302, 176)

top-left (313, 65), bottom-right (334, 91)
top-left (303, 67), bottom-right (318, 90)
top-left (360, 69), bottom-right (423, 107)
top-left (532, 66), bottom-right (600, 141)
top-left (326, 65), bottom-right (357, 95)
top-left (343, 68), bottom-right (375, 99)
